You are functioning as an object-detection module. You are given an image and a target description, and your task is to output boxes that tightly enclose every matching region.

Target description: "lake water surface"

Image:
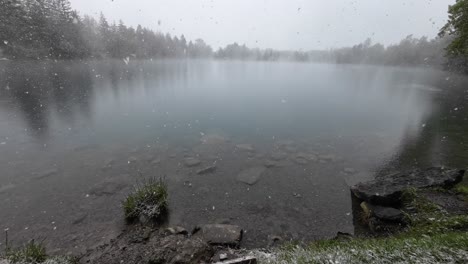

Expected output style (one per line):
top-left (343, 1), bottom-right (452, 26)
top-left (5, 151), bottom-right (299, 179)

top-left (0, 60), bottom-right (467, 252)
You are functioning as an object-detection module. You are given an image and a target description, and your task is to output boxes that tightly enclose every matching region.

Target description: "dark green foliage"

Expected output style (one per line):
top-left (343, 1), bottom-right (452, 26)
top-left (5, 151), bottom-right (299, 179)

top-left (440, 0), bottom-right (468, 56)
top-left (0, 0), bottom-right (211, 60)
top-left (123, 177), bottom-right (168, 222)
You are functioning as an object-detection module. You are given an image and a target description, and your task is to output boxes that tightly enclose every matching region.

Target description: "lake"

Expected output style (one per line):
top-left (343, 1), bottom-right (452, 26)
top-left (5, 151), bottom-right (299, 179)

top-left (0, 60), bottom-right (467, 253)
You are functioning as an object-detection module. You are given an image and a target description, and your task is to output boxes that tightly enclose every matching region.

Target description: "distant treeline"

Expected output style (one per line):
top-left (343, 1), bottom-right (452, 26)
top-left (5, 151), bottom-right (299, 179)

top-left (1, 0), bottom-right (468, 71)
top-left (0, 0), bottom-right (212, 59)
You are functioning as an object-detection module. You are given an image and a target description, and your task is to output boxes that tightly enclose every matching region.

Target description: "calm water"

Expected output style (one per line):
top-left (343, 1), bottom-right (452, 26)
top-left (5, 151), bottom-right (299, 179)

top-left (0, 60), bottom-right (467, 252)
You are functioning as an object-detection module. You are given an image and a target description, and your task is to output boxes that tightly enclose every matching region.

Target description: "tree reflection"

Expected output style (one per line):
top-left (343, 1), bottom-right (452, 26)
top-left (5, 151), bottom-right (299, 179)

top-left (0, 61), bottom-right (95, 140)
top-left (377, 73), bottom-right (468, 175)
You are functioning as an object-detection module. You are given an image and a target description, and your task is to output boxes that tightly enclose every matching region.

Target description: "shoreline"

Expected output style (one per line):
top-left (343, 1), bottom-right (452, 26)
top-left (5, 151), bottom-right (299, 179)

top-left (2, 167), bottom-right (466, 263)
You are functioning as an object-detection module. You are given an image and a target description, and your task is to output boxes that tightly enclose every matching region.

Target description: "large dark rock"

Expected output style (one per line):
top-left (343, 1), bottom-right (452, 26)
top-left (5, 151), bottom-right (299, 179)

top-left (351, 167), bottom-right (465, 206)
top-left (193, 224), bottom-right (243, 247)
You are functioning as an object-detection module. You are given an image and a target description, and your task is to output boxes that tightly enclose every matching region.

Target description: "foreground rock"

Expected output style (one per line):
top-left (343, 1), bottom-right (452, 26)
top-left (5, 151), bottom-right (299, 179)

top-left (236, 167), bottom-right (266, 185)
top-left (361, 202), bottom-right (404, 222)
top-left (81, 227), bottom-right (213, 264)
top-left (193, 224), bottom-right (243, 247)
top-left (213, 257), bottom-right (257, 264)
top-left (351, 167), bottom-right (465, 206)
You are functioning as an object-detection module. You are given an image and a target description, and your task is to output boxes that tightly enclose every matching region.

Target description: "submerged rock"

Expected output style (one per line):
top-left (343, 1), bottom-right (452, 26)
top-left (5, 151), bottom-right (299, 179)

top-left (352, 167), bottom-right (465, 206)
top-left (270, 152), bottom-right (288, 161)
top-left (89, 181), bottom-right (127, 196)
top-left (237, 167), bottom-right (266, 185)
top-left (193, 224), bottom-right (243, 247)
top-left (197, 165), bottom-right (217, 175)
top-left (264, 159), bottom-right (278, 168)
top-left (318, 154), bottom-right (336, 162)
top-left (343, 167), bottom-right (357, 174)
top-left (236, 144), bottom-right (255, 152)
top-left (0, 183), bottom-right (15, 194)
top-left (293, 154), bottom-right (309, 165)
top-left (151, 158), bottom-right (162, 165)
top-left (183, 157), bottom-right (201, 167)
top-left (201, 134), bottom-right (227, 145)
top-left (34, 168), bottom-right (59, 180)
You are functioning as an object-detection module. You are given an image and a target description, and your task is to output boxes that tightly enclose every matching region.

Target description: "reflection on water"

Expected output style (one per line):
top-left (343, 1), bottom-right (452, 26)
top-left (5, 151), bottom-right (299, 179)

top-left (0, 60), bottom-right (467, 251)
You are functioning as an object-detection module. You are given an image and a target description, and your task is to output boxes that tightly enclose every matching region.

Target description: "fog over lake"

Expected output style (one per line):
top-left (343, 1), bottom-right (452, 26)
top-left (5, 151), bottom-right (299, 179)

top-left (1, 60), bottom-right (467, 251)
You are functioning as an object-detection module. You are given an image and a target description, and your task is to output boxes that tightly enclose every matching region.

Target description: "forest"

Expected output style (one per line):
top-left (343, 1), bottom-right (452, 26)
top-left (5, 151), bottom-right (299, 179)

top-left (1, 0), bottom-right (468, 71)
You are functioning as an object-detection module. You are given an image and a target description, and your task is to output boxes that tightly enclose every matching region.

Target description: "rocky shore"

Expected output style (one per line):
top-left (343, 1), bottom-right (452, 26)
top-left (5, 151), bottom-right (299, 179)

top-left (3, 166), bottom-right (466, 264)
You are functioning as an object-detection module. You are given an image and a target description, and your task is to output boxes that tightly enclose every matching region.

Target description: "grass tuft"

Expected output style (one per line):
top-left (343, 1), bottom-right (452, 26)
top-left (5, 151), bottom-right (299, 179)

top-left (4, 240), bottom-right (47, 263)
top-left (122, 177), bottom-right (168, 222)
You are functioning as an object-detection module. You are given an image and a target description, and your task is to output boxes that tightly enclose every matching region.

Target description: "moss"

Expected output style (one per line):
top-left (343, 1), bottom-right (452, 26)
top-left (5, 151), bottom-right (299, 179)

top-left (454, 184), bottom-right (468, 195)
top-left (4, 240), bottom-right (47, 263)
top-left (123, 177), bottom-right (168, 222)
top-left (399, 187), bottom-right (468, 235)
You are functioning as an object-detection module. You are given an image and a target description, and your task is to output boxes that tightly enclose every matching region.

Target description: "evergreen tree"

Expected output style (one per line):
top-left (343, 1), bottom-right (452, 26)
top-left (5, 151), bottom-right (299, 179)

top-left (440, 0), bottom-right (468, 56)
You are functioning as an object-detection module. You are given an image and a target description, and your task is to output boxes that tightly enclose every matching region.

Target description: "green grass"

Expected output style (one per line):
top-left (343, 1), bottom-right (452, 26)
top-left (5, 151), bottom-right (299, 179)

top-left (122, 177), bottom-right (168, 222)
top-left (454, 184), bottom-right (468, 196)
top-left (260, 232), bottom-right (468, 264)
top-left (255, 187), bottom-right (468, 264)
top-left (4, 240), bottom-right (47, 263)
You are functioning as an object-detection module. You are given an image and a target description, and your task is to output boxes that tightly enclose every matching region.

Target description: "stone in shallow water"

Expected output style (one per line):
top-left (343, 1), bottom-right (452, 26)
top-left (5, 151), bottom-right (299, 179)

top-left (264, 159), bottom-right (277, 168)
top-left (270, 152), bottom-right (288, 161)
top-left (352, 167), bottom-right (465, 206)
top-left (237, 167), bottom-right (266, 185)
top-left (0, 183), bottom-right (15, 194)
top-left (183, 157), bottom-right (201, 167)
top-left (343, 167), bottom-right (357, 174)
top-left (236, 144), bottom-right (255, 152)
top-left (89, 181), bottom-right (127, 196)
top-left (293, 155), bottom-right (308, 165)
top-left (318, 154), bottom-right (336, 162)
top-left (197, 165), bottom-right (217, 175)
top-left (193, 224), bottom-right (242, 246)
top-left (34, 168), bottom-right (59, 180)
top-left (201, 134), bottom-right (227, 145)
top-left (151, 158), bottom-right (161, 165)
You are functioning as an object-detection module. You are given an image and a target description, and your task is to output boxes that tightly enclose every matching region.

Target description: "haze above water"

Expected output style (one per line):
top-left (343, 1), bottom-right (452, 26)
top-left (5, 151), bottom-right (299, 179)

top-left (0, 60), bottom-right (467, 252)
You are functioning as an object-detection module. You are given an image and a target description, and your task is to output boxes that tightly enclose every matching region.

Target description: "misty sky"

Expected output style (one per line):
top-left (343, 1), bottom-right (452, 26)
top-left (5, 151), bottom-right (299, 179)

top-left (69, 0), bottom-right (455, 50)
